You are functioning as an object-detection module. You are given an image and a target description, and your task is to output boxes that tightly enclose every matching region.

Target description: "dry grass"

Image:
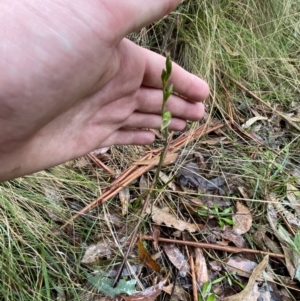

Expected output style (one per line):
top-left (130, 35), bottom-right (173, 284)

top-left (1, 0), bottom-right (299, 300)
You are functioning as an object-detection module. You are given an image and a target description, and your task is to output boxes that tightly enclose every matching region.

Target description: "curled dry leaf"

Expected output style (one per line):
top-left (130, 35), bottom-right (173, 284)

top-left (194, 248), bottom-right (209, 287)
top-left (233, 202), bottom-right (252, 235)
top-left (119, 187), bottom-right (130, 216)
top-left (163, 244), bottom-right (190, 277)
top-left (223, 255), bottom-right (269, 301)
top-left (241, 116), bottom-right (268, 129)
top-left (122, 279), bottom-right (167, 301)
top-left (137, 239), bottom-right (161, 273)
top-left (146, 205), bottom-right (199, 232)
top-left (81, 240), bottom-right (113, 264)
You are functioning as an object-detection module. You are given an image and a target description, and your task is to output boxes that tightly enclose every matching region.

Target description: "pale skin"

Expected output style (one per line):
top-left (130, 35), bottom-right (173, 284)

top-left (0, 0), bottom-right (209, 182)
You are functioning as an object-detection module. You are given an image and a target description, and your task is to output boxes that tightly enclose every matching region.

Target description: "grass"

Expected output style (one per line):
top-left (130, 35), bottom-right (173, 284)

top-left (1, 0), bottom-right (300, 300)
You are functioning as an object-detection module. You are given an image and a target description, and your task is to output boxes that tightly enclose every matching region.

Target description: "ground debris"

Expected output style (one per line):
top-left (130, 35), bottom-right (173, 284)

top-left (163, 244), bottom-right (190, 277)
top-left (146, 205), bottom-right (200, 232)
top-left (233, 202), bottom-right (252, 235)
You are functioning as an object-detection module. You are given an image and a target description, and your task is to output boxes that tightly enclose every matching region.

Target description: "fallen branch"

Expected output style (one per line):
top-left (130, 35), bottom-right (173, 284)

top-left (142, 235), bottom-right (285, 259)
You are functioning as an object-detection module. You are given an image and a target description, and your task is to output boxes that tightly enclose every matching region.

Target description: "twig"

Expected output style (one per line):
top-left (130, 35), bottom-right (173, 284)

top-left (219, 68), bottom-right (300, 132)
top-left (142, 235), bottom-right (285, 259)
top-left (87, 153), bottom-right (115, 175)
top-left (185, 246), bottom-right (198, 301)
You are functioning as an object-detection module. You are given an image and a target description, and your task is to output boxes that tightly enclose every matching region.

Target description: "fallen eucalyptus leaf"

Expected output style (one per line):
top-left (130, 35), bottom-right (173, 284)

top-left (146, 205), bottom-right (199, 232)
top-left (122, 279), bottom-right (166, 301)
top-left (137, 239), bottom-right (161, 273)
top-left (233, 202), bottom-right (252, 235)
top-left (163, 244), bottom-right (190, 277)
top-left (195, 248), bottom-right (209, 287)
top-left (223, 255), bottom-right (269, 301)
top-left (225, 257), bottom-right (257, 278)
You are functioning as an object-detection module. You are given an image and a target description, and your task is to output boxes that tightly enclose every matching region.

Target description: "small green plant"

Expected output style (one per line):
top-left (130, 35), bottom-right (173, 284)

top-left (198, 282), bottom-right (216, 301)
top-left (197, 204), bottom-right (234, 227)
top-left (154, 55), bottom-right (173, 184)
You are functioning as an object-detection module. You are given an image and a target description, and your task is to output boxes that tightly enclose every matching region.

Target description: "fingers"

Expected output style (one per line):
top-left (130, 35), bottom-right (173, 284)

top-left (101, 129), bottom-right (155, 146)
top-left (141, 47), bottom-right (210, 103)
top-left (123, 112), bottom-right (186, 131)
top-left (106, 0), bottom-right (181, 39)
top-left (134, 87), bottom-right (205, 121)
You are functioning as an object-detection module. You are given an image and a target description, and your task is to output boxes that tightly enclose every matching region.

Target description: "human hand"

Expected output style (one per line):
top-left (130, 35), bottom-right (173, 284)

top-left (0, 0), bottom-right (209, 181)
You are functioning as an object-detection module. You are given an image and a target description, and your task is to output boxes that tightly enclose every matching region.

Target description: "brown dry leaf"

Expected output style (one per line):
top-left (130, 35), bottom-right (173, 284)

top-left (81, 240), bottom-right (113, 264)
top-left (194, 248), bottom-right (208, 287)
top-left (134, 152), bottom-right (178, 167)
top-left (146, 205), bottom-right (199, 232)
top-left (137, 239), bottom-right (161, 273)
top-left (237, 186), bottom-right (251, 199)
top-left (225, 256), bottom-right (257, 278)
top-left (162, 283), bottom-right (174, 295)
top-left (119, 187), bottom-right (130, 216)
top-left (214, 226), bottom-right (246, 248)
top-left (152, 225), bottom-right (161, 251)
top-left (274, 202), bottom-right (300, 228)
top-left (122, 279), bottom-right (166, 301)
top-left (223, 255), bottom-right (269, 301)
top-left (233, 202), bottom-right (252, 235)
top-left (163, 244), bottom-right (190, 277)
top-left (159, 171), bottom-right (177, 191)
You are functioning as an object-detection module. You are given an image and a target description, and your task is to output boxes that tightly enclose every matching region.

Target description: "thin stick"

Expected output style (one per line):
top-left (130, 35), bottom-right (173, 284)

top-left (142, 235), bottom-right (285, 259)
top-left (87, 154), bottom-right (115, 175)
top-left (186, 246), bottom-right (198, 301)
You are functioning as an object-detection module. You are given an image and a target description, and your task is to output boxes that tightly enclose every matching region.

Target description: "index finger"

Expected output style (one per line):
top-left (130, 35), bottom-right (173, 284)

top-left (142, 46), bottom-right (210, 103)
